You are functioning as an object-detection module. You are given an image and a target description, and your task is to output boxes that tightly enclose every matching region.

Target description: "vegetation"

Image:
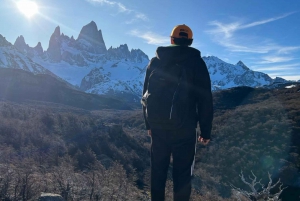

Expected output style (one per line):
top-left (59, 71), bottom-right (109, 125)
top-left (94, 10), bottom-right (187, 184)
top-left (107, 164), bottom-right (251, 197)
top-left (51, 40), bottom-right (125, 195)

top-left (0, 102), bottom-right (147, 200)
top-left (193, 86), bottom-right (300, 200)
top-left (0, 84), bottom-right (299, 200)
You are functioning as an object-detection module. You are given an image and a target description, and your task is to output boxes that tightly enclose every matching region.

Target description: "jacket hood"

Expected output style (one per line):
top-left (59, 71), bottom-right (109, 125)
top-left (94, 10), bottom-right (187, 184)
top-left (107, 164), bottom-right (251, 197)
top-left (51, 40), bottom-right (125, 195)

top-left (155, 45), bottom-right (201, 65)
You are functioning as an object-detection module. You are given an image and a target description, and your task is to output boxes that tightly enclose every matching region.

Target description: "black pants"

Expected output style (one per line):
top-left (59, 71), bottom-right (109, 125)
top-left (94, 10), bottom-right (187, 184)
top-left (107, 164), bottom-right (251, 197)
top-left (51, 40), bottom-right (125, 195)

top-left (150, 128), bottom-right (197, 201)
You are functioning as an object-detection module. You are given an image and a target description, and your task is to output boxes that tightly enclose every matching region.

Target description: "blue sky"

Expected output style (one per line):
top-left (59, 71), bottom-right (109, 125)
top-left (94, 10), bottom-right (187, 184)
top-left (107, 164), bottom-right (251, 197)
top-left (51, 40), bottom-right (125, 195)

top-left (1, 0), bottom-right (300, 80)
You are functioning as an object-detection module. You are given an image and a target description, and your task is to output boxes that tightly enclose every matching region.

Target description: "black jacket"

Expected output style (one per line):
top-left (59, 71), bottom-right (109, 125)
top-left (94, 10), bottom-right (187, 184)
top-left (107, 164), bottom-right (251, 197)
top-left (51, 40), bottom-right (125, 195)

top-left (142, 45), bottom-right (213, 139)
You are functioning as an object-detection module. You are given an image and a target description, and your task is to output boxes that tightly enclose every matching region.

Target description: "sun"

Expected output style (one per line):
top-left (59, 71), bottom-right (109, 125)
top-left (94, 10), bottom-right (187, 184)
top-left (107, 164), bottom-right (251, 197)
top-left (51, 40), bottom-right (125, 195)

top-left (17, 0), bottom-right (39, 18)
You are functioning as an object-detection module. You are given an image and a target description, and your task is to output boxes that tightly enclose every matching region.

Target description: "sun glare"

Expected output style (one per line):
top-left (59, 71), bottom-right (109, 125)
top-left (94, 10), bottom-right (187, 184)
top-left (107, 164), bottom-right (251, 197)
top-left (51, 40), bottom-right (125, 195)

top-left (17, 0), bottom-right (38, 18)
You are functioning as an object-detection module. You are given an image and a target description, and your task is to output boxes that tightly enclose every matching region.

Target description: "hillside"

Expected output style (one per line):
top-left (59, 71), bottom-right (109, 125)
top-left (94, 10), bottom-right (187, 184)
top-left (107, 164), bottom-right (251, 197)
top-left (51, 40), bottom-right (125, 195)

top-left (193, 84), bottom-right (300, 200)
top-left (0, 84), bottom-right (299, 200)
top-left (0, 68), bottom-right (131, 110)
top-left (115, 84), bottom-right (300, 200)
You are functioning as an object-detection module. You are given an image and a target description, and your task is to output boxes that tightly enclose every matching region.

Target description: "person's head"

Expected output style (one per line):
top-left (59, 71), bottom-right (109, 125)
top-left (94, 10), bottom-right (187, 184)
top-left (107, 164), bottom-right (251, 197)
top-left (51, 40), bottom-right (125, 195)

top-left (170, 24), bottom-right (193, 46)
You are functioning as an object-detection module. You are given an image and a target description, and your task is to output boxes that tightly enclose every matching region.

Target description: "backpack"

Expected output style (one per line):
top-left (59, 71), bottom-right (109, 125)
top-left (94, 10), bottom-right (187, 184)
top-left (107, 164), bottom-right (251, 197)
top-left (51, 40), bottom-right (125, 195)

top-left (141, 60), bottom-right (190, 129)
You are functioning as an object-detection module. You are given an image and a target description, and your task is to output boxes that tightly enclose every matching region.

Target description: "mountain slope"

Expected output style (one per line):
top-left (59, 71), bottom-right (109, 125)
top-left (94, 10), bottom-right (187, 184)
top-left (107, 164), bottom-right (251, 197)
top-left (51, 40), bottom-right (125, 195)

top-left (0, 34), bottom-right (55, 76)
top-left (0, 68), bottom-right (131, 110)
top-left (193, 84), bottom-right (300, 199)
top-left (204, 56), bottom-right (273, 90)
top-left (118, 84), bottom-right (300, 200)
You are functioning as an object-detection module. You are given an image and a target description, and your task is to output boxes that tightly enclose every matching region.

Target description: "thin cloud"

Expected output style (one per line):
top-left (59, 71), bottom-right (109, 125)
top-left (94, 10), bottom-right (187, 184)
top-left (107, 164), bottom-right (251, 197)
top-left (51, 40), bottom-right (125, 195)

top-left (256, 56), bottom-right (295, 64)
top-left (208, 12), bottom-right (295, 39)
top-left (86, 0), bottom-right (148, 23)
top-left (240, 12), bottom-right (295, 29)
top-left (278, 46), bottom-right (300, 54)
top-left (252, 63), bottom-right (300, 71)
top-left (206, 12), bottom-right (298, 54)
top-left (125, 13), bottom-right (149, 24)
top-left (86, 0), bottom-right (131, 13)
top-left (129, 30), bottom-right (169, 45)
top-left (217, 40), bottom-right (269, 53)
top-left (208, 21), bottom-right (240, 38)
top-left (135, 13), bottom-right (148, 21)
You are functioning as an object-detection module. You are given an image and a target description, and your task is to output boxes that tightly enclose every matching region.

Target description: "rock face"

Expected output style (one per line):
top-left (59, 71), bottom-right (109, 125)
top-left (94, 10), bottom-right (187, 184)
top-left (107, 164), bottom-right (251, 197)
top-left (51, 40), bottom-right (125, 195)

top-left (0, 34), bottom-right (11, 47)
top-left (106, 44), bottom-right (148, 63)
top-left (76, 21), bottom-right (107, 54)
top-left (34, 42), bottom-right (44, 56)
top-left (38, 193), bottom-right (65, 201)
top-left (107, 44), bottom-right (131, 60)
top-left (14, 35), bottom-right (43, 57)
top-left (47, 26), bottom-right (62, 62)
top-left (14, 35), bottom-right (28, 52)
top-left (0, 36), bottom-right (55, 75)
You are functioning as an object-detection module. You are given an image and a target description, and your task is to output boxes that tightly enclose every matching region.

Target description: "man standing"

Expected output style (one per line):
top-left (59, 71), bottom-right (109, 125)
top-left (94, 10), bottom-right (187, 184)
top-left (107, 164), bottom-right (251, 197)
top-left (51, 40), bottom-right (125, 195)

top-left (142, 24), bottom-right (213, 201)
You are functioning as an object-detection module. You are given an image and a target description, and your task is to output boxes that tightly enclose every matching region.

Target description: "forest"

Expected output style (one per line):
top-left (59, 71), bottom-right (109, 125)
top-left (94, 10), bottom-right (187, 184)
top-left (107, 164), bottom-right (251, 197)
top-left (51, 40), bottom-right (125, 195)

top-left (0, 84), bottom-right (299, 200)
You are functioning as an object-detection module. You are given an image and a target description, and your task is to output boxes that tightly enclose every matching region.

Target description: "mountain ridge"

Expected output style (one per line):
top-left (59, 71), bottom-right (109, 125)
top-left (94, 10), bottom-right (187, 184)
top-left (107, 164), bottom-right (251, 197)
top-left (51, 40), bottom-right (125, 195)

top-left (0, 21), bottom-right (293, 101)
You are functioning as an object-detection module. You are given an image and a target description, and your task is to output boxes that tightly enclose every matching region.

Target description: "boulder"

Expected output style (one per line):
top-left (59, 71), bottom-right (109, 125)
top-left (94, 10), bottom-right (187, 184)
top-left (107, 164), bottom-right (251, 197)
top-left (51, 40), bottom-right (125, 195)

top-left (38, 193), bottom-right (65, 201)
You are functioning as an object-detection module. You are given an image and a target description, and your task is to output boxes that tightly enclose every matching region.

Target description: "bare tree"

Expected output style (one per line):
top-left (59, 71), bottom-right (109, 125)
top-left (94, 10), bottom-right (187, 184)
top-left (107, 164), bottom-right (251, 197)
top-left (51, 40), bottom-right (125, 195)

top-left (231, 171), bottom-right (286, 201)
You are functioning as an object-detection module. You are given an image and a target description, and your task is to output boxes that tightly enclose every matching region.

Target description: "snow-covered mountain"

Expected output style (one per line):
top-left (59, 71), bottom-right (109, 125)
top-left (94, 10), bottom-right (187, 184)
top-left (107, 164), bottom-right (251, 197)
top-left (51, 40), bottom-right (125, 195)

top-left (0, 21), bottom-right (289, 101)
top-left (0, 35), bottom-right (54, 76)
top-left (204, 56), bottom-right (273, 90)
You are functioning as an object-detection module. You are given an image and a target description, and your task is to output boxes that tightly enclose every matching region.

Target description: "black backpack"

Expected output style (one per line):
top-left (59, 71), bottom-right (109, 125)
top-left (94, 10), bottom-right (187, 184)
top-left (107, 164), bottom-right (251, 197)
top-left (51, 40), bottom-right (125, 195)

top-left (141, 60), bottom-right (190, 129)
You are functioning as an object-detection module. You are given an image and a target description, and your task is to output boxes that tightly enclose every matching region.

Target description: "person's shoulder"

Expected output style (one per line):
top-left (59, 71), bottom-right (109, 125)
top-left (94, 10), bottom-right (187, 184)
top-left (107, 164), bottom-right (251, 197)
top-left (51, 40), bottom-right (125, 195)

top-left (187, 46), bottom-right (201, 57)
top-left (155, 46), bottom-right (172, 56)
top-left (148, 56), bottom-right (159, 69)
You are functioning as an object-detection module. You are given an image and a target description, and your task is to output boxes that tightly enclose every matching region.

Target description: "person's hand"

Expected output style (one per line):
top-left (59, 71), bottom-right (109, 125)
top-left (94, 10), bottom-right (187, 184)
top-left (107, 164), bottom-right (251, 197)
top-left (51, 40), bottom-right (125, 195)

top-left (198, 137), bottom-right (210, 145)
top-left (147, 130), bottom-right (152, 137)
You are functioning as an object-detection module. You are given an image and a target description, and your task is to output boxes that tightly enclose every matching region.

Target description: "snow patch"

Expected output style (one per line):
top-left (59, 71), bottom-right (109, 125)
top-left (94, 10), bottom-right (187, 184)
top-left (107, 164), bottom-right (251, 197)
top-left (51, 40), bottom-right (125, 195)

top-left (285, 85), bottom-right (296, 89)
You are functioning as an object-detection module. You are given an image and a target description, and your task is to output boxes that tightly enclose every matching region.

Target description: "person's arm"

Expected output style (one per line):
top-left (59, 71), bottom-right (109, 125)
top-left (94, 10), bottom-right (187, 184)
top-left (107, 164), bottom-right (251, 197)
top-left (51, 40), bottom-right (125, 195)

top-left (142, 59), bottom-right (154, 131)
top-left (194, 57), bottom-right (213, 140)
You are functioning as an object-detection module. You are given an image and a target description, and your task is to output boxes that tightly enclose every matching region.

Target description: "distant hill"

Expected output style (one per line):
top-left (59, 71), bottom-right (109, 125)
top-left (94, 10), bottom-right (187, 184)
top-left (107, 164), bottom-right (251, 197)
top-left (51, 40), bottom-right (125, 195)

top-left (0, 68), bottom-right (131, 110)
top-left (194, 83), bottom-right (300, 200)
top-left (0, 82), bottom-right (299, 200)
top-left (118, 83), bottom-right (300, 200)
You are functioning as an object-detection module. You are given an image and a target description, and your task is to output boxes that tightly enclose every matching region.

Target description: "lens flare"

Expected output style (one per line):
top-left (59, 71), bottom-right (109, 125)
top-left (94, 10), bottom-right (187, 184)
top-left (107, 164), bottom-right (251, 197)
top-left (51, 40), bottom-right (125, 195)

top-left (17, 0), bottom-right (39, 18)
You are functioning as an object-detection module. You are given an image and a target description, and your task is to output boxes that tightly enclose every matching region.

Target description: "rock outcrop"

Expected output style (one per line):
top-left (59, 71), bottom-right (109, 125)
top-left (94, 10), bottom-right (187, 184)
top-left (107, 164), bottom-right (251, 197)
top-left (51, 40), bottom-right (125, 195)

top-left (38, 193), bottom-right (65, 201)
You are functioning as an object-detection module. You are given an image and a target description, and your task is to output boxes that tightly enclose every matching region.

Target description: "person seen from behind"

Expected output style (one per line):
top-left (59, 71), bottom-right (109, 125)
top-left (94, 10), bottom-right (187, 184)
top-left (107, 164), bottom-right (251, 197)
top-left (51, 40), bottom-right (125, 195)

top-left (141, 24), bottom-right (213, 201)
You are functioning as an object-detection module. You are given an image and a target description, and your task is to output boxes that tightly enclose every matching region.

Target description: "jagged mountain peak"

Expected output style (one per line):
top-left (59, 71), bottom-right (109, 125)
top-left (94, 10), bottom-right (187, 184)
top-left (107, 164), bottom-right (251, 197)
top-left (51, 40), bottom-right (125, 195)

top-left (11, 35), bottom-right (43, 57)
top-left (14, 35), bottom-right (28, 51)
top-left (76, 21), bottom-right (107, 54)
top-left (108, 44), bottom-right (129, 51)
top-left (106, 44), bottom-right (149, 63)
top-left (33, 42), bottom-right (43, 55)
top-left (120, 44), bottom-right (129, 49)
top-left (47, 26), bottom-right (62, 62)
top-left (236, 60), bottom-right (249, 70)
top-left (0, 34), bottom-right (11, 47)
top-left (54, 26), bottom-right (61, 36)
top-left (107, 44), bottom-right (130, 60)
top-left (77, 21), bottom-right (98, 38)
top-left (203, 56), bottom-right (224, 63)
top-left (35, 42), bottom-right (42, 48)
top-left (12, 35), bottom-right (43, 57)
top-left (202, 56), bottom-right (274, 90)
top-left (88, 20), bottom-right (97, 28)
top-left (14, 35), bottom-right (26, 44)
top-left (130, 48), bottom-right (149, 62)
